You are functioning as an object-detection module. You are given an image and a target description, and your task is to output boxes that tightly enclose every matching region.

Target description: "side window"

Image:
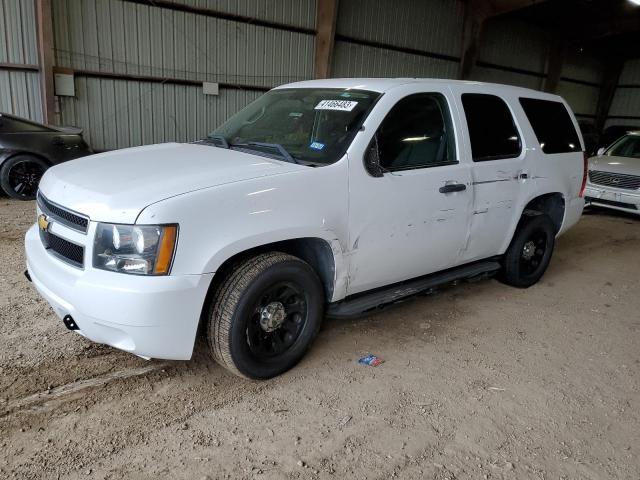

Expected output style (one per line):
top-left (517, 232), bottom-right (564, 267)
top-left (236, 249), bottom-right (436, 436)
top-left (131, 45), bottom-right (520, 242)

top-left (519, 98), bottom-right (581, 154)
top-left (461, 93), bottom-right (522, 162)
top-left (375, 93), bottom-right (456, 171)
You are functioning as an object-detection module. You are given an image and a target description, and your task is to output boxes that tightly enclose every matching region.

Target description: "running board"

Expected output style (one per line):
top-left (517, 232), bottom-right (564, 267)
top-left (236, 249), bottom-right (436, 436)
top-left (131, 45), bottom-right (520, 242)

top-left (326, 260), bottom-right (501, 319)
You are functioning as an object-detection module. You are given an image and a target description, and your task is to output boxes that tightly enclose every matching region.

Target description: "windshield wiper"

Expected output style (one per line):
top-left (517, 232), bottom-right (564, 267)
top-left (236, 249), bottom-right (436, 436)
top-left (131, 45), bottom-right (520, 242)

top-left (203, 134), bottom-right (230, 149)
top-left (233, 142), bottom-right (298, 164)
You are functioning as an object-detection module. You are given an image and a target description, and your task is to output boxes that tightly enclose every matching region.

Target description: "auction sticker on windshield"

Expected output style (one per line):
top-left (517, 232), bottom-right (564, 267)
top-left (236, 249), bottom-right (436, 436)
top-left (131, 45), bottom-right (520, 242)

top-left (315, 100), bottom-right (358, 111)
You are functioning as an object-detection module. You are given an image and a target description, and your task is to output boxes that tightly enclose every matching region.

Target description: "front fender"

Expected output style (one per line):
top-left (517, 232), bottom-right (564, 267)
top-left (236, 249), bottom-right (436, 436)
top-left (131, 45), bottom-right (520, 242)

top-left (136, 162), bottom-right (350, 301)
top-left (200, 229), bottom-right (348, 302)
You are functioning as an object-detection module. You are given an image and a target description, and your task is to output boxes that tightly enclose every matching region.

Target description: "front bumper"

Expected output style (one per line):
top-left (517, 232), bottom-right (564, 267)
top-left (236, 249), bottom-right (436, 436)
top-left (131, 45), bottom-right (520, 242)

top-left (25, 224), bottom-right (213, 360)
top-left (584, 184), bottom-right (640, 215)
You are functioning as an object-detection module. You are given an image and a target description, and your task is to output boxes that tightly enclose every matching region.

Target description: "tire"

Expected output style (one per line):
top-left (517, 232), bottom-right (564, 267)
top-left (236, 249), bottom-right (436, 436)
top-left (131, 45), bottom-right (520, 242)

top-left (500, 213), bottom-right (556, 288)
top-left (0, 154), bottom-right (48, 200)
top-left (207, 252), bottom-right (324, 379)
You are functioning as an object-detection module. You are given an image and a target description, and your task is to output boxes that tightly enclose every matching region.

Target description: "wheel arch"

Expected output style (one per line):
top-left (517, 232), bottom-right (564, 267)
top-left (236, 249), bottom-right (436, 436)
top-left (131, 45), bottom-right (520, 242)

top-left (500, 192), bottom-right (566, 254)
top-left (521, 192), bottom-right (565, 234)
top-left (0, 150), bottom-right (52, 169)
top-left (203, 236), bottom-right (341, 308)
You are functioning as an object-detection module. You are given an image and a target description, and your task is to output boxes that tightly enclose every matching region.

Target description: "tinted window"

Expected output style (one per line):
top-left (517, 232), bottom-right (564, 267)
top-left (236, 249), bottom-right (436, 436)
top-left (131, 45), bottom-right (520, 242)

top-left (0, 116), bottom-right (49, 133)
top-left (462, 94), bottom-right (521, 162)
top-left (519, 98), bottom-right (581, 154)
top-left (375, 93), bottom-right (456, 171)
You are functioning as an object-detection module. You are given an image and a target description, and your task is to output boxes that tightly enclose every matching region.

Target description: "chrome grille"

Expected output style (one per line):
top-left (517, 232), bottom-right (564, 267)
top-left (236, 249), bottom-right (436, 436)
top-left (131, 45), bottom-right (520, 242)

top-left (37, 192), bottom-right (89, 233)
top-left (588, 170), bottom-right (640, 191)
top-left (39, 229), bottom-right (84, 268)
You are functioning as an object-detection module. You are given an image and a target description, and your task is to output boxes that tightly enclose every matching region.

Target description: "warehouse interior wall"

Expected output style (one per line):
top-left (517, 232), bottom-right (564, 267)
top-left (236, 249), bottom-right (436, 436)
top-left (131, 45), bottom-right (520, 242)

top-left (0, 0), bottom-right (42, 122)
top-left (0, 0), bottom-right (638, 151)
top-left (607, 59), bottom-right (640, 130)
top-left (333, 0), bottom-right (604, 121)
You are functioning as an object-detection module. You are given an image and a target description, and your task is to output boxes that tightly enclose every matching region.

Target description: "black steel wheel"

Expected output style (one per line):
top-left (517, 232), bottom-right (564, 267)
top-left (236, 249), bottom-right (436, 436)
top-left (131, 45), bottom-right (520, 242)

top-left (500, 213), bottom-right (556, 288)
top-left (246, 282), bottom-right (308, 359)
top-left (0, 154), bottom-right (48, 200)
top-left (519, 230), bottom-right (547, 275)
top-left (207, 252), bottom-right (324, 379)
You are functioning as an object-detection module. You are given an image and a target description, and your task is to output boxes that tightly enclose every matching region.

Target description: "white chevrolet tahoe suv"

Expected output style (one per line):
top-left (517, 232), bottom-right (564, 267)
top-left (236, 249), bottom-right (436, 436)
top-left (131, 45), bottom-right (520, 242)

top-left (25, 79), bottom-right (586, 379)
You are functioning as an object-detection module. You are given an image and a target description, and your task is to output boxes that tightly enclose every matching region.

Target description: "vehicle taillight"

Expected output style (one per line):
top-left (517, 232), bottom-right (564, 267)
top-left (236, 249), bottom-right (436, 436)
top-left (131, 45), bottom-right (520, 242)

top-left (579, 152), bottom-right (588, 198)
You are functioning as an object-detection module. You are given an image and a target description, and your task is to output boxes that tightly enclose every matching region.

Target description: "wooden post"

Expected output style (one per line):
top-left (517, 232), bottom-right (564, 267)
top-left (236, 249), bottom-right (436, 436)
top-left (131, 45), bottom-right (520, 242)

top-left (314, 0), bottom-right (338, 79)
top-left (595, 57), bottom-right (624, 133)
top-left (542, 38), bottom-right (567, 93)
top-left (458, 0), bottom-right (489, 80)
top-left (35, 0), bottom-right (56, 124)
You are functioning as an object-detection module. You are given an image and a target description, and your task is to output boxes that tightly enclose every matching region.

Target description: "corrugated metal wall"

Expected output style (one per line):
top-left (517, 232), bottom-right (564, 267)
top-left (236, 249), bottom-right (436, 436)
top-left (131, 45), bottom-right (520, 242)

top-left (58, 76), bottom-right (262, 150)
top-left (332, 0), bottom-right (462, 79)
top-left (475, 17), bottom-right (547, 79)
top-left (52, 0), bottom-right (315, 150)
top-left (0, 0), bottom-right (42, 121)
top-left (2, 0), bottom-right (615, 149)
top-left (336, 0), bottom-right (464, 58)
top-left (171, 0), bottom-right (316, 29)
top-left (607, 59), bottom-right (640, 129)
top-left (558, 51), bottom-right (603, 120)
top-left (332, 0), bottom-right (602, 119)
top-left (332, 42), bottom-right (458, 79)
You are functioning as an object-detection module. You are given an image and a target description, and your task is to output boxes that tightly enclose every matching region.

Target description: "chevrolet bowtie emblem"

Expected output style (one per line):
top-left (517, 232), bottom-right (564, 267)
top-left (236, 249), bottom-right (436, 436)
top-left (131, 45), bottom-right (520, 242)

top-left (38, 213), bottom-right (50, 232)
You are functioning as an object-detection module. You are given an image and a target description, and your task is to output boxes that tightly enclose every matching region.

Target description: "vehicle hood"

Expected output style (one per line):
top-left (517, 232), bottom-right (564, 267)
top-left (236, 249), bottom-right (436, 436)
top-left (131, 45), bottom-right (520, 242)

top-left (589, 155), bottom-right (640, 176)
top-left (38, 142), bottom-right (302, 223)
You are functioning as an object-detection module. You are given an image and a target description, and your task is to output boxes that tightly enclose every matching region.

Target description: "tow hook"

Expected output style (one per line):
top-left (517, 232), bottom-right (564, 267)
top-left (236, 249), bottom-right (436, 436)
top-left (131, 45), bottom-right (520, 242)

top-left (63, 315), bottom-right (79, 331)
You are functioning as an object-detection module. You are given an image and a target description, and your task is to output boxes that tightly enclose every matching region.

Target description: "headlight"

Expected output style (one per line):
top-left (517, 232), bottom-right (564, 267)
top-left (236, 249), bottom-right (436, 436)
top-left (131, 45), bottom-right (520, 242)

top-left (93, 223), bottom-right (178, 275)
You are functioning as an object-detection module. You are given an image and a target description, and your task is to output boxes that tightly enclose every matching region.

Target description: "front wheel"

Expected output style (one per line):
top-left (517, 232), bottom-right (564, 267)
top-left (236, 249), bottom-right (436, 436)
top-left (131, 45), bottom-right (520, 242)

top-left (500, 213), bottom-right (556, 288)
top-left (207, 252), bottom-right (324, 379)
top-left (0, 154), bottom-right (48, 200)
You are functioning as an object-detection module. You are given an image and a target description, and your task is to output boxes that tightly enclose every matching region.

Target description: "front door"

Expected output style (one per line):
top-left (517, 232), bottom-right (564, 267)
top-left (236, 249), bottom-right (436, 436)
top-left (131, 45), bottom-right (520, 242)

top-left (347, 90), bottom-right (472, 295)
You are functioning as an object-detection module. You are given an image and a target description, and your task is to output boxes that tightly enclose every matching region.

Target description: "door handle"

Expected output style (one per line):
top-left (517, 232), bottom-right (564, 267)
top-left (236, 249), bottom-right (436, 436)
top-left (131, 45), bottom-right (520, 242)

top-left (439, 183), bottom-right (467, 194)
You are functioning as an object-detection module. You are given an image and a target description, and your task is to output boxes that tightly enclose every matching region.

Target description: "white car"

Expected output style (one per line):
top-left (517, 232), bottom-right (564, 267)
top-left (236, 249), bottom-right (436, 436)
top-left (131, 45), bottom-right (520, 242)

top-left (25, 79), bottom-right (586, 379)
top-left (585, 132), bottom-right (640, 215)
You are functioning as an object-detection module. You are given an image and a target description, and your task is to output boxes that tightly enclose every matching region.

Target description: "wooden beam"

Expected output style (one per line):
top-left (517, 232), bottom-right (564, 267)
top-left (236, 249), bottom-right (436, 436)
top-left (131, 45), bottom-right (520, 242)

top-left (595, 57), bottom-right (625, 133)
top-left (458, 0), bottom-right (490, 80)
top-left (35, 0), bottom-right (56, 125)
top-left (543, 37), bottom-right (567, 93)
top-left (0, 62), bottom-right (39, 72)
top-left (314, 0), bottom-right (338, 79)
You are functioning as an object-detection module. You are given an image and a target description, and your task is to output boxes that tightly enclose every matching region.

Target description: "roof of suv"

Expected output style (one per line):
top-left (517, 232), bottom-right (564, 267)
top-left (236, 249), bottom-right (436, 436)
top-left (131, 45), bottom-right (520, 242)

top-left (276, 78), bottom-right (562, 101)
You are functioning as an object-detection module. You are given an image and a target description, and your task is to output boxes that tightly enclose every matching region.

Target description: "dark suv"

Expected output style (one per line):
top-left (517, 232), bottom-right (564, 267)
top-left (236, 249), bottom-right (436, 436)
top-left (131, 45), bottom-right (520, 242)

top-left (0, 113), bottom-right (92, 200)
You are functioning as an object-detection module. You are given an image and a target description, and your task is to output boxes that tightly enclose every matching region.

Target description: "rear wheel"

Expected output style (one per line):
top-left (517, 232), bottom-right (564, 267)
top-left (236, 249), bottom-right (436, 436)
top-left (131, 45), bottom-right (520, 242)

top-left (207, 252), bottom-right (324, 379)
top-left (0, 154), bottom-right (48, 200)
top-left (500, 213), bottom-right (556, 288)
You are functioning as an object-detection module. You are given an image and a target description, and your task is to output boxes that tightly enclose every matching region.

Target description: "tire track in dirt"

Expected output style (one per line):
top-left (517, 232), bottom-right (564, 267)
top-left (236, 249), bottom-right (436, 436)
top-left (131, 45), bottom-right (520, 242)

top-left (2, 363), bottom-right (170, 416)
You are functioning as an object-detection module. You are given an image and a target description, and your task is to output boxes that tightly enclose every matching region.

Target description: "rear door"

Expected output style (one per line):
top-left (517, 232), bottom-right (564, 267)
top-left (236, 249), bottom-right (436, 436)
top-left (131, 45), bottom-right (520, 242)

top-left (455, 91), bottom-right (529, 262)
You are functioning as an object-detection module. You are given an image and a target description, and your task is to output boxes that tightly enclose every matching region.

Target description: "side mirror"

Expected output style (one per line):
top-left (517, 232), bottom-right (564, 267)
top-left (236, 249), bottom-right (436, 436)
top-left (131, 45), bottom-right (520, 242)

top-left (597, 147), bottom-right (605, 156)
top-left (364, 136), bottom-right (384, 178)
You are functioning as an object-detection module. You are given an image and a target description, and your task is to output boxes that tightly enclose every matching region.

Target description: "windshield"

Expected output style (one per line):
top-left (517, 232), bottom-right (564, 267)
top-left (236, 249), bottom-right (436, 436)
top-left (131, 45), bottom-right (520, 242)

top-left (606, 134), bottom-right (640, 159)
top-left (211, 88), bottom-right (381, 165)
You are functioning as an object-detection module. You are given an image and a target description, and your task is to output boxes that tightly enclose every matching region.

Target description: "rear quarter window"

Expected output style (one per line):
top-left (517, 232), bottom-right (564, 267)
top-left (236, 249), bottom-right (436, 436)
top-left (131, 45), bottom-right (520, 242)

top-left (519, 98), bottom-right (581, 154)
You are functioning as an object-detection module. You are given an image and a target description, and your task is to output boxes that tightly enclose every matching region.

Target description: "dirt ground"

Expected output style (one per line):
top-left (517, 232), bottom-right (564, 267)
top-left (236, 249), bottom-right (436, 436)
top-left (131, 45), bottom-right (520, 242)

top-left (1, 198), bottom-right (639, 480)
